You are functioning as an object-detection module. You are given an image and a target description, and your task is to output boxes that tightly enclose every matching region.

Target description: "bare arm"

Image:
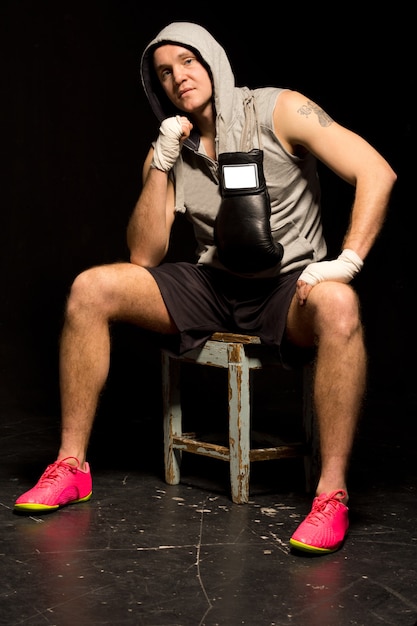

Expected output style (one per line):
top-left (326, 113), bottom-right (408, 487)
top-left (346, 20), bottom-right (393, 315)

top-left (273, 91), bottom-right (397, 304)
top-left (274, 90), bottom-right (397, 261)
top-left (127, 147), bottom-right (176, 267)
top-left (127, 116), bottom-right (193, 267)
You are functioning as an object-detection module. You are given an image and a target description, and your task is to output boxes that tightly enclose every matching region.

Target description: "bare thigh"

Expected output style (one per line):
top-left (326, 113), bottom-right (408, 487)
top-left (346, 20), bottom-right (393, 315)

top-left (67, 262), bottom-right (178, 334)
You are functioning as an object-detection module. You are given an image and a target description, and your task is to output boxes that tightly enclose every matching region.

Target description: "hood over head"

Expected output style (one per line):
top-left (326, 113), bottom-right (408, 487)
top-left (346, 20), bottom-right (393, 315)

top-left (140, 22), bottom-right (237, 150)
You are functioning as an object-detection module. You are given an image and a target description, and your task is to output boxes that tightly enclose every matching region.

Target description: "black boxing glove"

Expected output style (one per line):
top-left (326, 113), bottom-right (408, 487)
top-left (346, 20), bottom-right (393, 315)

top-left (214, 149), bottom-right (283, 274)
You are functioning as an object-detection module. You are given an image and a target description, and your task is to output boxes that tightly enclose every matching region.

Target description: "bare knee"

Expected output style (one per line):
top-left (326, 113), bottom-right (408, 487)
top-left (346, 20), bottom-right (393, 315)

top-left (65, 265), bottom-right (119, 322)
top-left (287, 282), bottom-right (362, 348)
top-left (311, 282), bottom-right (362, 339)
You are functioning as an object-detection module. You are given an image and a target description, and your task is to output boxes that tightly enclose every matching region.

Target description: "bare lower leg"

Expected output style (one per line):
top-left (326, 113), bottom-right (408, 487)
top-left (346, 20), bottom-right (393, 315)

top-left (57, 311), bottom-right (111, 468)
top-left (314, 321), bottom-right (366, 504)
top-left (287, 283), bottom-right (366, 505)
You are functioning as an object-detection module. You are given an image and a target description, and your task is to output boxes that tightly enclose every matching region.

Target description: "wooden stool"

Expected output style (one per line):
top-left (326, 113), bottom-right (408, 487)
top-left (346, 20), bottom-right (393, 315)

top-left (161, 332), bottom-right (317, 504)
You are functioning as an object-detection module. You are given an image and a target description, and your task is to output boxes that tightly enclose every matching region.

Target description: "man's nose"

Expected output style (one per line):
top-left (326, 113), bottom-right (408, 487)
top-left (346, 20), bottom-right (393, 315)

top-left (173, 66), bottom-right (186, 84)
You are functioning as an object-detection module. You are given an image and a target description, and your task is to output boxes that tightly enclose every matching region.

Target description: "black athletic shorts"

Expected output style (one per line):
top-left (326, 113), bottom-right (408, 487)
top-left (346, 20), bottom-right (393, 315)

top-left (146, 262), bottom-right (315, 367)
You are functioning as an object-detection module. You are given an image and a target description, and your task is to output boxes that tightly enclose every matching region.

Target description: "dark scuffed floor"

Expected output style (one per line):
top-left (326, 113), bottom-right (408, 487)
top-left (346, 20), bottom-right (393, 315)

top-left (1, 398), bottom-right (417, 626)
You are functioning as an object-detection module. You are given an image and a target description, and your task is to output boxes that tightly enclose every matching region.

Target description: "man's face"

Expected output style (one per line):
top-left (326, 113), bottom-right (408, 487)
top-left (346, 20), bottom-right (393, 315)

top-left (153, 44), bottom-right (213, 116)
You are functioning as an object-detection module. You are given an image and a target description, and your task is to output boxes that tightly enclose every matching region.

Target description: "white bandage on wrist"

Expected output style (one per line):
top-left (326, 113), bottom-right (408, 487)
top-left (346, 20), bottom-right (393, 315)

top-left (151, 115), bottom-right (184, 172)
top-left (298, 249), bottom-right (364, 286)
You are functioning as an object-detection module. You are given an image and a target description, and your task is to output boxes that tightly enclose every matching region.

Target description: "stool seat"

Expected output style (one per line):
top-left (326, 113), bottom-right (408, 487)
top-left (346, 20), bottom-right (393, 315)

top-left (161, 332), bottom-right (317, 504)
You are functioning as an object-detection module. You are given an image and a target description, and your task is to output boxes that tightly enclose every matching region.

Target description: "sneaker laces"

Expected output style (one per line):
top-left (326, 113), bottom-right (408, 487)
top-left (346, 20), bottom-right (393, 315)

top-left (37, 457), bottom-right (80, 489)
top-left (305, 490), bottom-right (347, 527)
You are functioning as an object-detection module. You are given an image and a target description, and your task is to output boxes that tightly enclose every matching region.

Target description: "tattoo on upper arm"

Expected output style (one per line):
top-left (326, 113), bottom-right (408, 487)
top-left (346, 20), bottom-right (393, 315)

top-left (297, 101), bottom-right (334, 127)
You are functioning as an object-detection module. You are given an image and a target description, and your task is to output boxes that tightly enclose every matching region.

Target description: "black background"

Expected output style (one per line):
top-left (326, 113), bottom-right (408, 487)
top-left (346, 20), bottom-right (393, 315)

top-left (1, 2), bottom-right (414, 439)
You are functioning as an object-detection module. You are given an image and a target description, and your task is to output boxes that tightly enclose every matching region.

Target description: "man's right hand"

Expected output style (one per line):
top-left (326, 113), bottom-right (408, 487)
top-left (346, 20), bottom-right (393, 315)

top-left (151, 115), bottom-right (193, 172)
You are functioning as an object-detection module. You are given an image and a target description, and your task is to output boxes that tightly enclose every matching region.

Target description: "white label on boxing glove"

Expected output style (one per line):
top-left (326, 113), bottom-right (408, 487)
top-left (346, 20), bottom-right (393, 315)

top-left (222, 163), bottom-right (259, 189)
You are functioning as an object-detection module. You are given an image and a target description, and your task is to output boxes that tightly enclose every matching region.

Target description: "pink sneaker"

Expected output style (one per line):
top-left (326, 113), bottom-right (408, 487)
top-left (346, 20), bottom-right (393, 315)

top-left (14, 457), bottom-right (92, 513)
top-left (289, 490), bottom-right (349, 554)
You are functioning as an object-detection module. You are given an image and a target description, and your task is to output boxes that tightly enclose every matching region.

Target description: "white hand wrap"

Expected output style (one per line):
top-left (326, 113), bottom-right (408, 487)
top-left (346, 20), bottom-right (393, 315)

top-left (298, 249), bottom-right (364, 286)
top-left (151, 115), bottom-right (184, 172)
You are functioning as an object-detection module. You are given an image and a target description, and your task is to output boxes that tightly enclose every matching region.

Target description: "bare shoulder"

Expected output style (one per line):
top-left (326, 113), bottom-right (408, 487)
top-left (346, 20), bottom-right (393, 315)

top-left (276, 90), bottom-right (333, 127)
top-left (274, 90), bottom-right (337, 153)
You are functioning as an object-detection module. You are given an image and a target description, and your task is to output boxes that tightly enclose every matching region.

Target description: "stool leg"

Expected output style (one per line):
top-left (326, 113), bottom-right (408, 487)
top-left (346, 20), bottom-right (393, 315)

top-left (162, 352), bottom-right (182, 485)
top-left (228, 343), bottom-right (250, 504)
